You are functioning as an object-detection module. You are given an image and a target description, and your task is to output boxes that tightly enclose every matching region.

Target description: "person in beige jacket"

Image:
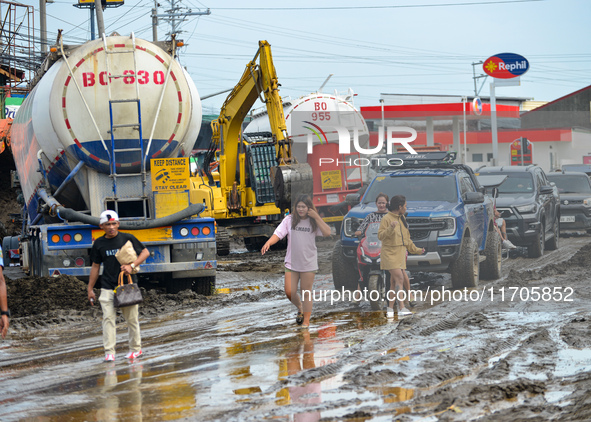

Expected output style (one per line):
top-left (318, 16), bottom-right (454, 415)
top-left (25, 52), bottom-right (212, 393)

top-left (378, 195), bottom-right (424, 317)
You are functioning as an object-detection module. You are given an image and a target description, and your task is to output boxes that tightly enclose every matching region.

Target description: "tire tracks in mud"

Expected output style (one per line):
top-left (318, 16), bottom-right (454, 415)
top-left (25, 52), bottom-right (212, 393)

top-left (254, 238), bottom-right (591, 420)
top-left (3, 237), bottom-right (591, 421)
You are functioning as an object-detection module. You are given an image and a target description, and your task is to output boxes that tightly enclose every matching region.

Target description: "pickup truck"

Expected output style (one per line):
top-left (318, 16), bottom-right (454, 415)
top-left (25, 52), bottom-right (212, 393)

top-left (333, 152), bottom-right (502, 291)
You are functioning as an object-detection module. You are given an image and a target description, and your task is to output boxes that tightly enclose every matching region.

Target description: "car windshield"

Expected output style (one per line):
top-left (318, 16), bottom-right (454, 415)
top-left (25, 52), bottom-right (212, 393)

top-left (363, 175), bottom-right (458, 203)
top-left (548, 175), bottom-right (591, 193)
top-left (480, 173), bottom-right (534, 195)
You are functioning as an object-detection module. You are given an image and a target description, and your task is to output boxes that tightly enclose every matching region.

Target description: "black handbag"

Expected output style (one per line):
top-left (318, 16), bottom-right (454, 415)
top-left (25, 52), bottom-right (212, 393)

top-left (113, 271), bottom-right (143, 308)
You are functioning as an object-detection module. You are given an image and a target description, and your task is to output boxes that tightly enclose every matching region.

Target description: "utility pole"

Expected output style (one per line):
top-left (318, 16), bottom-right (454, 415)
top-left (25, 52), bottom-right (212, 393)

top-left (39, 0), bottom-right (47, 54)
top-left (74, 0), bottom-right (122, 41)
top-left (472, 61), bottom-right (487, 97)
top-left (152, 0), bottom-right (158, 42)
top-left (94, 0), bottom-right (105, 38)
top-left (154, 0), bottom-right (211, 40)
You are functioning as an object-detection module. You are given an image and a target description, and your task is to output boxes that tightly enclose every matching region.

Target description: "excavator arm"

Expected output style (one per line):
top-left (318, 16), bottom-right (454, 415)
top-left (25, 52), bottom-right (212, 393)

top-left (204, 40), bottom-right (311, 212)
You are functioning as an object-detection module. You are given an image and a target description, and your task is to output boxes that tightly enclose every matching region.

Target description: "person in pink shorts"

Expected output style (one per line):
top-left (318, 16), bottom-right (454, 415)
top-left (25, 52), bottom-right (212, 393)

top-left (262, 194), bottom-right (331, 328)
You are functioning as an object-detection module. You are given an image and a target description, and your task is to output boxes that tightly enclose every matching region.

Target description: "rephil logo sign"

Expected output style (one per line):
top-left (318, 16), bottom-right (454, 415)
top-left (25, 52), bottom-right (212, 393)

top-left (483, 53), bottom-right (529, 79)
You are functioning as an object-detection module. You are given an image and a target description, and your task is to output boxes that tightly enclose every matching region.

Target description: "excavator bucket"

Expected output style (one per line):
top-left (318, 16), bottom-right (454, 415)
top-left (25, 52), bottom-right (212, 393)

top-left (271, 163), bottom-right (313, 212)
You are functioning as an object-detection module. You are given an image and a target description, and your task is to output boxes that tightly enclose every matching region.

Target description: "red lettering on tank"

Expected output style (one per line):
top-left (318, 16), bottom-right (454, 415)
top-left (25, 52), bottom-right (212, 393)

top-left (82, 72), bottom-right (95, 87)
top-left (99, 72), bottom-right (109, 86)
top-left (154, 71), bottom-right (165, 84)
top-left (123, 70), bottom-right (135, 84)
top-left (137, 70), bottom-right (149, 84)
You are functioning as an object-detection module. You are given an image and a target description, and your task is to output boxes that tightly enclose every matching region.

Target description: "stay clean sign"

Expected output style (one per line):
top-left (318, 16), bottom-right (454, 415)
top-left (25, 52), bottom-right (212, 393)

top-left (483, 53), bottom-right (529, 79)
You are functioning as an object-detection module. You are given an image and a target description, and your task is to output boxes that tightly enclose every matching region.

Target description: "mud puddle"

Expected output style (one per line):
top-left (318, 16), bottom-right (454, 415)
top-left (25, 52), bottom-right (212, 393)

top-left (2, 237), bottom-right (591, 420)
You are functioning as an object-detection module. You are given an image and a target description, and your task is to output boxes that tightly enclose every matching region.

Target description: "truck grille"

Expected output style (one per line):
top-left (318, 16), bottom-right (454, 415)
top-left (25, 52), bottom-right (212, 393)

top-left (407, 217), bottom-right (446, 241)
top-left (496, 208), bottom-right (513, 219)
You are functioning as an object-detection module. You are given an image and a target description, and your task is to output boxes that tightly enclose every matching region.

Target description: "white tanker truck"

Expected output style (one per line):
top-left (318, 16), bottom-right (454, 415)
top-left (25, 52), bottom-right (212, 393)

top-left (244, 90), bottom-right (370, 232)
top-left (9, 34), bottom-right (216, 294)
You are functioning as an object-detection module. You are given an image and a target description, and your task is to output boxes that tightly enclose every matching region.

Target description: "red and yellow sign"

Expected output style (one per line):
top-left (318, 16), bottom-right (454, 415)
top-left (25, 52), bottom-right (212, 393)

top-left (510, 138), bottom-right (532, 165)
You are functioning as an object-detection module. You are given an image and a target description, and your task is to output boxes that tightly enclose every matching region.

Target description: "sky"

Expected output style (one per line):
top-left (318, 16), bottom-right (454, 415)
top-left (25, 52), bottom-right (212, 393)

top-left (8, 0), bottom-right (591, 115)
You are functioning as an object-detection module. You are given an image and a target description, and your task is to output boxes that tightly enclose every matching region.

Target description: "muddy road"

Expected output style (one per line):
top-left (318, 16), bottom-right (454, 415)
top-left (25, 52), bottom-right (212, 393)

top-left (1, 235), bottom-right (591, 421)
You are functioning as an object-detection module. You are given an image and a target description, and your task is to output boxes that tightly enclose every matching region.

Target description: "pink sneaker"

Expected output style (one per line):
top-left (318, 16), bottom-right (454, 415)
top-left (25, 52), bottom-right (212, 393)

top-left (104, 353), bottom-right (115, 362)
top-left (126, 350), bottom-right (143, 359)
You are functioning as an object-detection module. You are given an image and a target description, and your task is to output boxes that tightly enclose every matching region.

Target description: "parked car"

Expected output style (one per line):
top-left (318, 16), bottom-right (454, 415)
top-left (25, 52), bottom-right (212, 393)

top-left (547, 171), bottom-right (591, 232)
top-left (561, 164), bottom-right (591, 176)
top-left (475, 165), bottom-right (560, 258)
top-left (333, 152), bottom-right (502, 292)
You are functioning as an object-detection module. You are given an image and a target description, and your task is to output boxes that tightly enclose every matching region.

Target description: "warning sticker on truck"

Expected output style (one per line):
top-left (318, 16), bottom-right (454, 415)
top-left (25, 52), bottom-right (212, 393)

top-left (321, 170), bottom-right (342, 190)
top-left (151, 158), bottom-right (190, 191)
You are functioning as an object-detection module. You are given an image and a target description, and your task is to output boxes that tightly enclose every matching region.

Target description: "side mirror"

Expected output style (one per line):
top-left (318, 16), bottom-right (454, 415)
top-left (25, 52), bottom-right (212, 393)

top-left (492, 187), bottom-right (499, 199)
top-left (346, 193), bottom-right (361, 206)
top-left (464, 191), bottom-right (485, 204)
top-left (540, 185), bottom-right (554, 195)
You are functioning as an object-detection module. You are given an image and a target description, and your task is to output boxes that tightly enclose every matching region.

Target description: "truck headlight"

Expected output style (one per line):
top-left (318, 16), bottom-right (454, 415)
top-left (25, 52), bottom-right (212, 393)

top-left (343, 217), bottom-right (359, 237)
top-left (433, 217), bottom-right (456, 236)
top-left (516, 204), bottom-right (536, 213)
top-left (584, 198), bottom-right (591, 207)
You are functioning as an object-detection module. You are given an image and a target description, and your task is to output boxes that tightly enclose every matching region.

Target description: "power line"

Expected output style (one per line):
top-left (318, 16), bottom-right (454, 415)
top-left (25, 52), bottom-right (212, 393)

top-left (211, 0), bottom-right (544, 10)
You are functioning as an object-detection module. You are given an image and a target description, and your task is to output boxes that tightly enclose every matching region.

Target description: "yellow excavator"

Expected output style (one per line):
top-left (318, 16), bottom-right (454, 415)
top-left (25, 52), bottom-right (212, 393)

top-left (190, 41), bottom-right (313, 254)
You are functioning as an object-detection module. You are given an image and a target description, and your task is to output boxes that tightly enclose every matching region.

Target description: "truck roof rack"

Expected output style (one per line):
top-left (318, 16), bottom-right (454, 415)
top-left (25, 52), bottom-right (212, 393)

top-left (395, 151), bottom-right (456, 165)
top-left (377, 151), bottom-right (457, 171)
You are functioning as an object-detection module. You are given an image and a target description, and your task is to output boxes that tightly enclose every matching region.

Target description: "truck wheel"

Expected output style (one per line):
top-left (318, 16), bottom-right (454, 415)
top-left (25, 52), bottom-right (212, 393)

top-left (368, 274), bottom-right (386, 311)
top-left (32, 235), bottom-right (41, 276)
top-left (528, 224), bottom-right (545, 258)
top-left (480, 229), bottom-right (502, 280)
top-left (9, 236), bottom-right (19, 265)
top-left (192, 276), bottom-right (216, 296)
top-left (332, 240), bottom-right (358, 293)
top-left (166, 278), bottom-right (194, 294)
top-left (546, 218), bottom-right (559, 250)
top-left (2, 237), bottom-right (10, 264)
top-left (451, 237), bottom-right (479, 288)
top-left (216, 227), bottom-right (230, 256)
top-left (270, 237), bottom-right (287, 251)
top-left (244, 237), bottom-right (266, 252)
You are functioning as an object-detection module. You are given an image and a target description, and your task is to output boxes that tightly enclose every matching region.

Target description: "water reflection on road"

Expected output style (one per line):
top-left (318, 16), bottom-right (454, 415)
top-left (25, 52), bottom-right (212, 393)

top-left (0, 286), bottom-right (424, 422)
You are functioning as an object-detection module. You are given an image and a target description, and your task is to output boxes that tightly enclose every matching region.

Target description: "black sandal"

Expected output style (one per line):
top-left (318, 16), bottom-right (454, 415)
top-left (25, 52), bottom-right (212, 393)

top-left (296, 311), bottom-right (304, 325)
